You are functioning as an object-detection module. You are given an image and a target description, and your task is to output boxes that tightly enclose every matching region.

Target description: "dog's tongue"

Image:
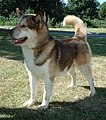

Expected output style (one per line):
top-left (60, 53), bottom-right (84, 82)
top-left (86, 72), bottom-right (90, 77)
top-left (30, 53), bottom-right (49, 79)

top-left (11, 39), bottom-right (22, 44)
top-left (11, 37), bottom-right (27, 45)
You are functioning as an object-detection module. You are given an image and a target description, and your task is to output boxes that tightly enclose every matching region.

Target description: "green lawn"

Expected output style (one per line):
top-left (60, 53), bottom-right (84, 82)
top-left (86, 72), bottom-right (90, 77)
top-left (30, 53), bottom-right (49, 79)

top-left (0, 29), bottom-right (106, 120)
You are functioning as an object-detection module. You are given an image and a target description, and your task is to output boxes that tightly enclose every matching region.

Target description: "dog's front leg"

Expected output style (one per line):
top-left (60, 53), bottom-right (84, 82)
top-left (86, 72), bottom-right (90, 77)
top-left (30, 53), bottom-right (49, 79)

top-left (23, 70), bottom-right (38, 107)
top-left (39, 78), bottom-right (54, 109)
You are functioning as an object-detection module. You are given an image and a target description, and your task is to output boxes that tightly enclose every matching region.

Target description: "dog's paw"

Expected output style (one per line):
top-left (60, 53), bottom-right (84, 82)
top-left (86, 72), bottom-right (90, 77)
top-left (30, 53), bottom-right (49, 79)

top-left (67, 83), bottom-right (75, 88)
top-left (90, 92), bottom-right (96, 97)
top-left (23, 99), bottom-right (35, 107)
top-left (38, 104), bottom-right (49, 110)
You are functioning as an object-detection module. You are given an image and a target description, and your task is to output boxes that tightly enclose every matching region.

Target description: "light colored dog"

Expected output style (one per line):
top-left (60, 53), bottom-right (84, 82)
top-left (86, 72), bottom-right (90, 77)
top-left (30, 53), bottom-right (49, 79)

top-left (10, 10), bottom-right (96, 109)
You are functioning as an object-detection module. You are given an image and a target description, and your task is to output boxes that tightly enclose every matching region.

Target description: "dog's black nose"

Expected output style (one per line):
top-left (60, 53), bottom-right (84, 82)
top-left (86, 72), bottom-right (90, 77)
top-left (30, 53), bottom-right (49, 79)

top-left (9, 29), bottom-right (13, 36)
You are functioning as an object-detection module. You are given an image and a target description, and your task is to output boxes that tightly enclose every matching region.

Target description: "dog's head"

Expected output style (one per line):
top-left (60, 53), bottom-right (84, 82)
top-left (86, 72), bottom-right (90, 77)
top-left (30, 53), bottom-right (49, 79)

top-left (10, 9), bottom-right (48, 48)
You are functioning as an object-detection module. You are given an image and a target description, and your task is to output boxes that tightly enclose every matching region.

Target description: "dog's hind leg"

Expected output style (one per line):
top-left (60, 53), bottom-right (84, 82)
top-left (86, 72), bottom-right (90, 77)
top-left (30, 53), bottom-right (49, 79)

top-left (67, 64), bottom-right (76, 88)
top-left (23, 68), bottom-right (38, 107)
top-left (75, 63), bottom-right (96, 96)
top-left (39, 78), bottom-right (54, 109)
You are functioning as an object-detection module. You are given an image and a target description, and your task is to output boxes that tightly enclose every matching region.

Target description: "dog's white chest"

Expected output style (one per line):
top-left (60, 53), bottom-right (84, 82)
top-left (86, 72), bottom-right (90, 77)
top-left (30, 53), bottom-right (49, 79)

top-left (22, 47), bottom-right (50, 79)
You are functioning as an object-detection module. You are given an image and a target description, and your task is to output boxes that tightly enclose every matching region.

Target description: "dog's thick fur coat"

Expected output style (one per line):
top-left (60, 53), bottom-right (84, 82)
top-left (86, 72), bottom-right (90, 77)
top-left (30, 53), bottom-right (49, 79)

top-left (10, 11), bottom-right (96, 109)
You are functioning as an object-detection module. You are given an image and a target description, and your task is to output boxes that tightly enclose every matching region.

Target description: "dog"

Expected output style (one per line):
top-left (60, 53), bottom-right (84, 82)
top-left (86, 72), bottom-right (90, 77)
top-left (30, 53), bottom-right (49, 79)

top-left (9, 9), bottom-right (96, 109)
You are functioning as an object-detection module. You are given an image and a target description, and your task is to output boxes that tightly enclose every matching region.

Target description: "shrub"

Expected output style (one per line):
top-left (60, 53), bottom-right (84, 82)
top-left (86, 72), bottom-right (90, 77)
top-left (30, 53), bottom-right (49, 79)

top-left (47, 18), bottom-right (56, 28)
top-left (24, 8), bottom-right (34, 14)
top-left (84, 18), bottom-right (106, 28)
top-left (0, 8), bottom-right (34, 26)
top-left (0, 16), bottom-right (6, 25)
top-left (0, 8), bottom-right (106, 28)
top-left (0, 12), bottom-right (17, 26)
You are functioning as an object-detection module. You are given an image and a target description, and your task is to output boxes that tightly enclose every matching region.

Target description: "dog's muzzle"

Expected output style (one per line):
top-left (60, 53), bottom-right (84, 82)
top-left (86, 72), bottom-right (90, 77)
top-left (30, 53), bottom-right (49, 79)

top-left (9, 29), bottom-right (28, 45)
top-left (11, 37), bottom-right (28, 45)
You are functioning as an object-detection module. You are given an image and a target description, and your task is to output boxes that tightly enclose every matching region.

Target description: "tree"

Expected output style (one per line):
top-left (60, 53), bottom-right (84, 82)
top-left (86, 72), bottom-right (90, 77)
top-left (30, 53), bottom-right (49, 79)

top-left (67, 0), bottom-right (100, 19)
top-left (29, 0), bottom-right (66, 23)
top-left (0, 0), bottom-right (65, 23)
top-left (99, 2), bottom-right (106, 19)
top-left (0, 0), bottom-right (23, 17)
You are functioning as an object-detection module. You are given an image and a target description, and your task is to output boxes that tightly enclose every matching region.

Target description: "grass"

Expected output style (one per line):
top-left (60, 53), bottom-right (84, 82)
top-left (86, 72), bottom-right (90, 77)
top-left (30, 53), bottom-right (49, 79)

top-left (0, 29), bottom-right (106, 120)
top-left (50, 28), bottom-right (106, 33)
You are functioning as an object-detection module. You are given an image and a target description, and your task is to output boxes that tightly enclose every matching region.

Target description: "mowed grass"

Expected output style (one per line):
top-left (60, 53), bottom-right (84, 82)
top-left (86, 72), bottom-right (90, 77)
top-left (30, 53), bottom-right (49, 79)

top-left (0, 29), bottom-right (106, 120)
top-left (50, 28), bottom-right (106, 33)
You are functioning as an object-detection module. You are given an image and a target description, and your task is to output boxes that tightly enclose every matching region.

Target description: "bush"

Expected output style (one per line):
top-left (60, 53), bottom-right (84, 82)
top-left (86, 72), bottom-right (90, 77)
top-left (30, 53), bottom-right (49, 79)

top-left (92, 19), bottom-right (106, 28)
top-left (0, 16), bottom-right (6, 25)
top-left (47, 17), bottom-right (63, 28)
top-left (47, 18), bottom-right (56, 28)
top-left (0, 12), bottom-right (17, 26)
top-left (48, 17), bottom-right (106, 28)
top-left (85, 18), bottom-right (106, 28)
top-left (0, 8), bottom-right (106, 28)
top-left (24, 8), bottom-right (34, 14)
top-left (0, 8), bottom-right (35, 26)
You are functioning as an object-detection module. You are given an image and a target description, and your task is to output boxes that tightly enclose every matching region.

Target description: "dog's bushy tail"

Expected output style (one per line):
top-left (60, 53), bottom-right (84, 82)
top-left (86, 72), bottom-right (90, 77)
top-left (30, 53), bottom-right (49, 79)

top-left (63, 15), bottom-right (87, 41)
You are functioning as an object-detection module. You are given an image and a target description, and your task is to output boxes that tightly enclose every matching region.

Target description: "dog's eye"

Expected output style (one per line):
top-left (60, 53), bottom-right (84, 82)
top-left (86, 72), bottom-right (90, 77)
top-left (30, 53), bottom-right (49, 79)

top-left (21, 25), bottom-right (27, 28)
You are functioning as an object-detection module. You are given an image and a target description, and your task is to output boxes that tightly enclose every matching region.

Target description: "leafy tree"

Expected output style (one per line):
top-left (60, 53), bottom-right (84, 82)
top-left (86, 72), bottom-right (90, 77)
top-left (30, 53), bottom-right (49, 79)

top-left (0, 0), bottom-right (65, 23)
top-left (99, 2), bottom-right (106, 19)
top-left (0, 0), bottom-right (23, 17)
top-left (67, 0), bottom-right (100, 19)
top-left (29, 0), bottom-right (65, 23)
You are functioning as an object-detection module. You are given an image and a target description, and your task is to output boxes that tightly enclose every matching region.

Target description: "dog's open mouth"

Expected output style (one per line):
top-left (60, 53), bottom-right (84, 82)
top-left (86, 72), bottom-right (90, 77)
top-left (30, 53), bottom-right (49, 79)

top-left (11, 37), bottom-right (28, 45)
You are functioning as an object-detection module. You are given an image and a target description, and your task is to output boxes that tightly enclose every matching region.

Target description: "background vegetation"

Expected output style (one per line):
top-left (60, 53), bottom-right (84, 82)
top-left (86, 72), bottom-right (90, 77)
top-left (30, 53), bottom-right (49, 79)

top-left (0, 0), bottom-right (106, 28)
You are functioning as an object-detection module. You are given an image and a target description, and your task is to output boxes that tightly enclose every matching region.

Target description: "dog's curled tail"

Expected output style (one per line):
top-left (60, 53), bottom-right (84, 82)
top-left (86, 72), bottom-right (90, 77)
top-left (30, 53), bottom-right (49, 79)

top-left (63, 15), bottom-right (87, 41)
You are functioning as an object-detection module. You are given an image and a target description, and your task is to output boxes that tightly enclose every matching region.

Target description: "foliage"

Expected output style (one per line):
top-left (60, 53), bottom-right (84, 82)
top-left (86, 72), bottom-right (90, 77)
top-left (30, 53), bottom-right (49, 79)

top-left (99, 2), bottom-right (106, 19)
top-left (0, 12), bottom-right (17, 26)
top-left (0, 0), bottom-right (106, 27)
top-left (67, 0), bottom-right (100, 19)
top-left (91, 19), bottom-right (106, 28)
top-left (0, 0), bottom-right (65, 23)
top-left (0, 0), bottom-right (23, 17)
top-left (48, 18), bottom-right (63, 28)
top-left (85, 18), bottom-right (106, 28)
top-left (47, 18), bottom-right (56, 27)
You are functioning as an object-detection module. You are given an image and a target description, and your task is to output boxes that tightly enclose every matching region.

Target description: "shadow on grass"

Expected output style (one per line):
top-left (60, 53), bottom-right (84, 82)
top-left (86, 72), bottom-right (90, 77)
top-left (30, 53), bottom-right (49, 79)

top-left (0, 87), bottom-right (106, 120)
top-left (0, 29), bottom-right (23, 61)
top-left (88, 37), bottom-right (106, 56)
top-left (50, 30), bottom-right (106, 38)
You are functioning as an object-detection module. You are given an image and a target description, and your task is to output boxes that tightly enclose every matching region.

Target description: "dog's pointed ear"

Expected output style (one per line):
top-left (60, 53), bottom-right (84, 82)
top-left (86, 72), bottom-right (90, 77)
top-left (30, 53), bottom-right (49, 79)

top-left (28, 13), bottom-right (45, 29)
top-left (32, 12), bottom-right (44, 29)
top-left (35, 12), bottom-right (43, 23)
top-left (16, 8), bottom-right (23, 18)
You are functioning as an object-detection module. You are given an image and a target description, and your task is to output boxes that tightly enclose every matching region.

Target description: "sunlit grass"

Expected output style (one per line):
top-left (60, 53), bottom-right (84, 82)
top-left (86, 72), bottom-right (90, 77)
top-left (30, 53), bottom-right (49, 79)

top-left (50, 28), bottom-right (106, 33)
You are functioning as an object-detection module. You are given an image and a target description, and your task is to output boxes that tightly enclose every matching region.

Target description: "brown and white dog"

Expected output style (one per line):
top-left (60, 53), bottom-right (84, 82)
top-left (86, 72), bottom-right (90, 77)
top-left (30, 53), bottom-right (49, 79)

top-left (10, 10), bottom-right (96, 109)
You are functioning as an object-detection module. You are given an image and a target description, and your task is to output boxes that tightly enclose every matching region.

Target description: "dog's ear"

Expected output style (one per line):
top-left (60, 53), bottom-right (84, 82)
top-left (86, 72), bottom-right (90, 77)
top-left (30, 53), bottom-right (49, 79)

top-left (35, 12), bottom-right (43, 22)
top-left (16, 8), bottom-right (23, 18)
top-left (28, 13), bottom-right (45, 29)
top-left (32, 12), bottom-right (44, 29)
